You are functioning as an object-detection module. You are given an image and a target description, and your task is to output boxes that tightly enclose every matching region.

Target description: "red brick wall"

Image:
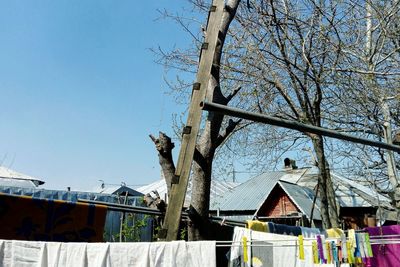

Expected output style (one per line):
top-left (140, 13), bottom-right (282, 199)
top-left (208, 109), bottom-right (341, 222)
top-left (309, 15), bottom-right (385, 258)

top-left (258, 185), bottom-right (300, 217)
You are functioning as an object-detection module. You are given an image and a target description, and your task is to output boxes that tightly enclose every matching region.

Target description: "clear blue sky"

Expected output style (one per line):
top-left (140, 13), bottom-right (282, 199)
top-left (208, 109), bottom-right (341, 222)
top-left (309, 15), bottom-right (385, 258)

top-left (0, 1), bottom-right (193, 190)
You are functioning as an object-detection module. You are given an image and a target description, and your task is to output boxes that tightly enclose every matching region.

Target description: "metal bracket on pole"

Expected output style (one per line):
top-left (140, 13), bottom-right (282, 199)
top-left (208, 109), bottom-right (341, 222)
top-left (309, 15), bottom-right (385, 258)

top-left (193, 83), bottom-right (201, 91)
top-left (182, 126), bottom-right (192, 135)
top-left (201, 43), bottom-right (209, 50)
top-left (171, 175), bottom-right (179, 185)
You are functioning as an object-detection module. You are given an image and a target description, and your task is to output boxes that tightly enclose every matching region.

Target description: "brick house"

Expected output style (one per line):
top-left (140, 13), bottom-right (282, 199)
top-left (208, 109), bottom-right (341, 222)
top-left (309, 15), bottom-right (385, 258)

top-left (210, 166), bottom-right (394, 229)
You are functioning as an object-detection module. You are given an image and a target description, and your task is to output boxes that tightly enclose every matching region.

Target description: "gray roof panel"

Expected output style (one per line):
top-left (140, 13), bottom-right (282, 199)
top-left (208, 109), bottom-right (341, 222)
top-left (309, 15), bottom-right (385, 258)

top-left (211, 171), bottom-right (285, 211)
top-left (278, 180), bottom-right (322, 220)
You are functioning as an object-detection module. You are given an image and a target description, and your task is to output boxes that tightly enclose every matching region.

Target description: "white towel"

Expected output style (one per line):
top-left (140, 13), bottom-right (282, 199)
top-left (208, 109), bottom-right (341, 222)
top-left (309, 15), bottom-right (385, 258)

top-left (109, 242), bottom-right (151, 267)
top-left (0, 239), bottom-right (216, 267)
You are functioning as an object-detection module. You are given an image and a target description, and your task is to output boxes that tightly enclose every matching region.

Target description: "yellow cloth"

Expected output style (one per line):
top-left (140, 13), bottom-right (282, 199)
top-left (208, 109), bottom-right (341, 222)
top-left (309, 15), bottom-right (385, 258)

top-left (298, 235), bottom-right (305, 260)
top-left (243, 236), bottom-right (249, 263)
top-left (0, 193), bottom-right (107, 242)
top-left (246, 220), bottom-right (267, 232)
top-left (325, 228), bottom-right (344, 238)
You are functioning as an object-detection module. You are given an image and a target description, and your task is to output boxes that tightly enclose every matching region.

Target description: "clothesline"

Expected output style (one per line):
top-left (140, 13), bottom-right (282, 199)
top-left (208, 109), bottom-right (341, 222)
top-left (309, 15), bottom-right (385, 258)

top-left (369, 234), bottom-right (400, 238)
top-left (216, 240), bottom-right (318, 244)
top-left (216, 239), bottom-right (400, 247)
top-left (217, 243), bottom-right (310, 247)
top-left (218, 235), bottom-right (400, 245)
top-left (216, 235), bottom-right (400, 246)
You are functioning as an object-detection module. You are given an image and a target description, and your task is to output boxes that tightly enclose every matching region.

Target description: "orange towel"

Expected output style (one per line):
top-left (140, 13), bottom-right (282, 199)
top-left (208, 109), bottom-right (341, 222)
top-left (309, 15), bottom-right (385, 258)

top-left (0, 193), bottom-right (107, 242)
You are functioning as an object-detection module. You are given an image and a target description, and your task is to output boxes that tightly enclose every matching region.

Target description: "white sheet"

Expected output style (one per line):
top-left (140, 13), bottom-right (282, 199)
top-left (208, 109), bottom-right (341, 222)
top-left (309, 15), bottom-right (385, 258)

top-left (0, 240), bottom-right (216, 267)
top-left (229, 227), bottom-right (316, 267)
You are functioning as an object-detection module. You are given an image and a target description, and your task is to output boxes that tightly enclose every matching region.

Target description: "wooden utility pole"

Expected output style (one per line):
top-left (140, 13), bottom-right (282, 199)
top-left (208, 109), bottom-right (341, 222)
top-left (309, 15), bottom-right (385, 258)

top-left (159, 0), bottom-right (225, 241)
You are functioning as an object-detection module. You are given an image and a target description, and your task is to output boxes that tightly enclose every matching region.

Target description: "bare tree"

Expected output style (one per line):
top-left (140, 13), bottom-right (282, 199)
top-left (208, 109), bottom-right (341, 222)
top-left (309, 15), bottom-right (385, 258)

top-left (225, 0), bottom-right (350, 228)
top-left (152, 0), bottom-right (400, 233)
top-left (325, 0), bottom-right (400, 215)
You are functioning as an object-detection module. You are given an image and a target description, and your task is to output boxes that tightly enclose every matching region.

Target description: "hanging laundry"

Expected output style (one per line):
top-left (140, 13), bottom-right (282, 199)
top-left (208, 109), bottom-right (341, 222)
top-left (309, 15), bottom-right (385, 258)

top-left (229, 226), bottom-right (377, 267)
top-left (0, 193), bottom-right (106, 242)
top-left (246, 220), bottom-right (268, 232)
top-left (229, 227), bottom-right (315, 267)
top-left (365, 225), bottom-right (400, 267)
top-left (245, 220), bottom-right (321, 238)
top-left (267, 222), bottom-right (302, 236)
top-left (300, 226), bottom-right (322, 238)
top-left (298, 235), bottom-right (305, 260)
top-left (324, 228), bottom-right (344, 238)
top-left (317, 235), bottom-right (326, 264)
top-left (0, 239), bottom-right (216, 267)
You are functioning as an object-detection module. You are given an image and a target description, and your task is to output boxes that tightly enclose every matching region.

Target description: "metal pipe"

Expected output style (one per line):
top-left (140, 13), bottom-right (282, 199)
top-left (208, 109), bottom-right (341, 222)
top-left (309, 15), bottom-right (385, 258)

top-left (78, 199), bottom-right (167, 217)
top-left (201, 101), bottom-right (400, 153)
top-left (78, 199), bottom-right (245, 226)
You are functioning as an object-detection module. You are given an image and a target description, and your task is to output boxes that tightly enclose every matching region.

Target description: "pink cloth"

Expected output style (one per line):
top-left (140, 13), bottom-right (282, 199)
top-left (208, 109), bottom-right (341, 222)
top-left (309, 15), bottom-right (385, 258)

top-left (366, 225), bottom-right (400, 267)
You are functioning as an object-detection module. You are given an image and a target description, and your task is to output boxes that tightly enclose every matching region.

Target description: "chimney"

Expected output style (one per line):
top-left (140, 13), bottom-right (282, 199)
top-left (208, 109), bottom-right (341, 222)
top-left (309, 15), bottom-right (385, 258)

top-left (284, 158), bottom-right (298, 170)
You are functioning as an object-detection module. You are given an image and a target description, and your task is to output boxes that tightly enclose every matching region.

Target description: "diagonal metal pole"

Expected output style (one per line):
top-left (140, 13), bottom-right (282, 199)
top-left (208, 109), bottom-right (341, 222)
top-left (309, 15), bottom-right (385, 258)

top-left (160, 0), bottom-right (225, 241)
top-left (201, 101), bottom-right (400, 153)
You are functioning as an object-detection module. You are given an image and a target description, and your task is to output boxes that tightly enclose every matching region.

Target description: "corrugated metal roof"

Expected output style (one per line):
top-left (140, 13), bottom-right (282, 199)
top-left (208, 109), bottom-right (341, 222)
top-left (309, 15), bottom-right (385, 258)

top-left (0, 185), bottom-right (142, 203)
top-left (91, 185), bottom-right (143, 196)
top-left (213, 167), bottom-right (393, 216)
top-left (211, 171), bottom-right (285, 211)
top-left (0, 166), bottom-right (45, 186)
top-left (135, 179), bottom-right (239, 207)
top-left (331, 173), bottom-right (392, 209)
top-left (0, 177), bottom-right (37, 188)
top-left (278, 168), bottom-right (310, 184)
top-left (278, 181), bottom-right (322, 220)
top-left (286, 168), bottom-right (393, 209)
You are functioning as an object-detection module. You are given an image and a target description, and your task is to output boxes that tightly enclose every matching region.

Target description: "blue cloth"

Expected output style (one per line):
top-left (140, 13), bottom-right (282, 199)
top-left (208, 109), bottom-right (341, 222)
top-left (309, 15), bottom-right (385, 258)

top-left (267, 222), bottom-right (302, 236)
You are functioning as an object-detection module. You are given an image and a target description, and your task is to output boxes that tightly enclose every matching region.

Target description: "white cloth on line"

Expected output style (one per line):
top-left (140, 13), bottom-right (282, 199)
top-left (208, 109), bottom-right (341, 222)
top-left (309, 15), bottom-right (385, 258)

top-left (229, 227), bottom-right (316, 267)
top-left (0, 239), bottom-right (216, 267)
top-left (299, 226), bottom-right (321, 238)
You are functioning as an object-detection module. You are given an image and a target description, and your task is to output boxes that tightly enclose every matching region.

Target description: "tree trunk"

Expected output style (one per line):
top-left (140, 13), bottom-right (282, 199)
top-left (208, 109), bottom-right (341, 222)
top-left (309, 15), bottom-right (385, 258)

top-left (188, 147), bottom-right (213, 240)
top-left (149, 132), bottom-right (176, 197)
top-left (311, 134), bottom-right (340, 228)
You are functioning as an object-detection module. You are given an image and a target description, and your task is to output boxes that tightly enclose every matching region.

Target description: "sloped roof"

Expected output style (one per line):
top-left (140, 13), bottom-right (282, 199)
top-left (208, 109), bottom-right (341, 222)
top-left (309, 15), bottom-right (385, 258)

top-left (136, 179), bottom-right (239, 207)
top-left (135, 179), bottom-right (169, 199)
top-left (278, 180), bottom-right (321, 220)
top-left (332, 173), bottom-right (392, 209)
top-left (91, 184), bottom-right (143, 197)
top-left (0, 166), bottom-right (45, 186)
top-left (213, 167), bottom-right (393, 217)
top-left (281, 168), bottom-right (393, 209)
top-left (210, 169), bottom-right (322, 220)
top-left (210, 171), bottom-right (285, 211)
